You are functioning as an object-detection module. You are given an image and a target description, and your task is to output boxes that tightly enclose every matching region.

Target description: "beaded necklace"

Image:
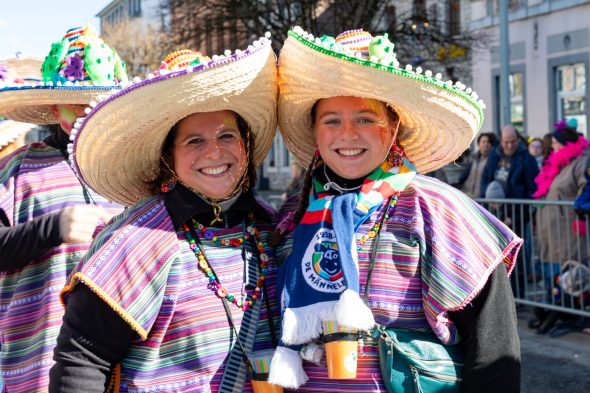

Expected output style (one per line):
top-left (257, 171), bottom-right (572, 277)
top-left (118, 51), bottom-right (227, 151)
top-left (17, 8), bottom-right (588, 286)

top-left (183, 212), bottom-right (269, 311)
top-left (357, 193), bottom-right (400, 250)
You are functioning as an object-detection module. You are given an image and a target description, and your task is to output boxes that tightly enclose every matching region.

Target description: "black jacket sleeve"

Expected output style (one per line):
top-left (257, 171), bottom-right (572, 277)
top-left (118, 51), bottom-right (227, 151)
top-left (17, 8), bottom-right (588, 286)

top-left (0, 209), bottom-right (63, 271)
top-left (49, 284), bottom-right (135, 393)
top-left (448, 264), bottom-right (521, 393)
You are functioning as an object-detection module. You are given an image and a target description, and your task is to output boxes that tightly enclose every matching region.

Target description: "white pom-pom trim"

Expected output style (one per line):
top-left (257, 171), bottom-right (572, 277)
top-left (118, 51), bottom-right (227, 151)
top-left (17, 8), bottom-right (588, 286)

top-left (268, 346), bottom-right (308, 389)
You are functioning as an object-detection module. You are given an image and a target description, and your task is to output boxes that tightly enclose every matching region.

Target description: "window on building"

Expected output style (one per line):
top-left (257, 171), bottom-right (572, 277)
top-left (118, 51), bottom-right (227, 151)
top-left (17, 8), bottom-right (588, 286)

top-left (486, 0), bottom-right (496, 16)
top-left (447, 0), bottom-right (460, 35)
top-left (205, 19), bottom-right (213, 56)
top-left (509, 72), bottom-right (525, 132)
top-left (128, 0), bottom-right (141, 18)
top-left (283, 145), bottom-right (290, 167)
top-left (268, 140), bottom-right (276, 168)
top-left (555, 62), bottom-right (587, 135)
top-left (493, 71), bottom-right (526, 133)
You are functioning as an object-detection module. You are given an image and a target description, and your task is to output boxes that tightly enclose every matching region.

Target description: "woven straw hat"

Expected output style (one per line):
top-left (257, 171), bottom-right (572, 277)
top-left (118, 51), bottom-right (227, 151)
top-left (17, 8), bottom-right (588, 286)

top-left (0, 25), bottom-right (128, 124)
top-left (71, 36), bottom-right (278, 206)
top-left (278, 27), bottom-right (485, 173)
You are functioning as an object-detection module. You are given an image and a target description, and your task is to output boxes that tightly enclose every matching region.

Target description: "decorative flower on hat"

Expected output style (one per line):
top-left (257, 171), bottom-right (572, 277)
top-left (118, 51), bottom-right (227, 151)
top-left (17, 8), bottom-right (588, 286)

top-left (60, 53), bottom-right (85, 81)
top-left (0, 65), bottom-right (9, 81)
top-left (40, 25), bottom-right (128, 86)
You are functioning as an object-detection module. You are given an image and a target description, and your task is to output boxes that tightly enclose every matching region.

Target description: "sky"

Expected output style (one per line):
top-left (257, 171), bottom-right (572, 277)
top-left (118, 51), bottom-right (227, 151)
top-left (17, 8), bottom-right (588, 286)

top-left (0, 0), bottom-right (113, 59)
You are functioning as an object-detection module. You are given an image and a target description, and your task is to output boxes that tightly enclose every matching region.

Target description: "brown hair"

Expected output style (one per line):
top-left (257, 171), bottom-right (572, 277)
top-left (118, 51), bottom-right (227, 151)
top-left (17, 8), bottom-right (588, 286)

top-left (146, 111), bottom-right (257, 194)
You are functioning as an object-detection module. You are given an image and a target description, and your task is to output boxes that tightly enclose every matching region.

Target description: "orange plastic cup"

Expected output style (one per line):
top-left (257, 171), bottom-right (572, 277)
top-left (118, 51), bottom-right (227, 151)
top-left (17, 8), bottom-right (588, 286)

top-left (324, 336), bottom-right (358, 379)
top-left (251, 379), bottom-right (284, 393)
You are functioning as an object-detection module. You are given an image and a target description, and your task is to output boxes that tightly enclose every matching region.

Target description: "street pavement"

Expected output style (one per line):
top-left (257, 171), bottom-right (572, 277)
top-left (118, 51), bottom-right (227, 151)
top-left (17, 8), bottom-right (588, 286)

top-left (518, 307), bottom-right (590, 392)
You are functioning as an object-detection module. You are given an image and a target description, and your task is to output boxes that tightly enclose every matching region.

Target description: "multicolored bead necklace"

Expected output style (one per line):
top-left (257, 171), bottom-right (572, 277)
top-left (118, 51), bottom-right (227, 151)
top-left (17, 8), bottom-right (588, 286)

top-left (183, 212), bottom-right (269, 311)
top-left (357, 192), bottom-right (400, 250)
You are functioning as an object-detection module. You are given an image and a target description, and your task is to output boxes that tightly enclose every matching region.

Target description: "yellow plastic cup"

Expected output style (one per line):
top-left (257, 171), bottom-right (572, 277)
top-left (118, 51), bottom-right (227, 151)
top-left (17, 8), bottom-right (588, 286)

top-left (324, 335), bottom-right (358, 379)
top-left (251, 379), bottom-right (284, 393)
top-left (322, 320), bottom-right (359, 379)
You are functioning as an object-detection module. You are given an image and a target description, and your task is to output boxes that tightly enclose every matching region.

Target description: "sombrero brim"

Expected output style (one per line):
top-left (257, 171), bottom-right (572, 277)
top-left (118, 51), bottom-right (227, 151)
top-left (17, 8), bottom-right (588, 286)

top-left (73, 40), bottom-right (277, 206)
top-left (0, 85), bottom-right (120, 124)
top-left (278, 30), bottom-right (483, 173)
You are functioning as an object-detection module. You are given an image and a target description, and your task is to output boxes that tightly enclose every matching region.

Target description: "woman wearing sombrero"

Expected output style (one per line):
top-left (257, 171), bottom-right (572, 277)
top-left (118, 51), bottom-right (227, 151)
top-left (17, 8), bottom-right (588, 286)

top-left (268, 28), bottom-right (522, 392)
top-left (0, 25), bottom-right (127, 392)
top-left (49, 37), bottom-right (282, 392)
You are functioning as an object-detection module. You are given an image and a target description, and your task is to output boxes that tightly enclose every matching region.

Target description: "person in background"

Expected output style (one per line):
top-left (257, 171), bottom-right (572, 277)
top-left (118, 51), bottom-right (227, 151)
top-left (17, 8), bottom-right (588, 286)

top-left (455, 132), bottom-right (497, 198)
top-left (541, 133), bottom-right (554, 161)
top-left (528, 137), bottom-right (544, 169)
top-left (530, 119), bottom-right (590, 334)
top-left (480, 125), bottom-right (539, 298)
top-left (0, 25), bottom-right (127, 392)
top-left (481, 124), bottom-right (539, 207)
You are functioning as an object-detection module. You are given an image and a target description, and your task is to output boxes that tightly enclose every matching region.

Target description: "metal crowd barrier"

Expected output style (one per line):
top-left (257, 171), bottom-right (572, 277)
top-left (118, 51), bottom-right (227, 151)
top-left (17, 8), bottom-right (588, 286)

top-left (475, 198), bottom-right (590, 317)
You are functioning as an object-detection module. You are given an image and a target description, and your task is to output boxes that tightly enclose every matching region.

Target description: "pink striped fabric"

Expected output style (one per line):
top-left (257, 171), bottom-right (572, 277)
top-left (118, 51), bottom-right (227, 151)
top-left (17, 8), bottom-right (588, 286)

top-left (0, 143), bottom-right (122, 392)
top-left (276, 175), bottom-right (521, 392)
top-left (63, 195), bottom-right (281, 392)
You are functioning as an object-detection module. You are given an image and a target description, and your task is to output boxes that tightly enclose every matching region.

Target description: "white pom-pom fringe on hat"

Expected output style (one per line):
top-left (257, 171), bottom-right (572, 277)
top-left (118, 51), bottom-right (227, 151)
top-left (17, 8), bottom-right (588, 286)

top-left (277, 28), bottom-right (483, 174)
top-left (71, 38), bottom-right (278, 206)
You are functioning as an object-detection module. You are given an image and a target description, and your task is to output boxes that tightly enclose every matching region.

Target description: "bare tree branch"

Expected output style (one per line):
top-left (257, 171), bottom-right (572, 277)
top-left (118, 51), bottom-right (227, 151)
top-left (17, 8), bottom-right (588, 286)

top-left (102, 18), bottom-right (175, 78)
top-left (165, 0), bottom-right (492, 82)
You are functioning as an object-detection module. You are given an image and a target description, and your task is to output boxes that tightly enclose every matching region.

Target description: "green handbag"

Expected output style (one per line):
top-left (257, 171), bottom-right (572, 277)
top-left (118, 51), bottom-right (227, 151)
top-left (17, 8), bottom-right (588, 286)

top-left (373, 326), bottom-right (463, 393)
top-left (364, 201), bottom-right (464, 392)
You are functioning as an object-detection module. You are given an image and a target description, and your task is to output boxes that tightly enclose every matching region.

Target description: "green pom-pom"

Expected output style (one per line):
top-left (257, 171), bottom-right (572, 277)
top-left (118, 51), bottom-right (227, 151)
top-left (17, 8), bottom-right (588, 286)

top-left (112, 50), bottom-right (129, 83)
top-left (320, 35), bottom-right (336, 45)
top-left (369, 35), bottom-right (396, 62)
top-left (84, 39), bottom-right (116, 84)
top-left (41, 37), bottom-right (69, 82)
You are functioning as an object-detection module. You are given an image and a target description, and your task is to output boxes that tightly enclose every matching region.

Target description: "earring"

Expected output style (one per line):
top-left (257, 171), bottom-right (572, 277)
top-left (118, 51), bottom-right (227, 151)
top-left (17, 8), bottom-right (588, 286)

top-left (385, 146), bottom-right (403, 167)
top-left (161, 176), bottom-right (178, 193)
top-left (241, 175), bottom-right (250, 193)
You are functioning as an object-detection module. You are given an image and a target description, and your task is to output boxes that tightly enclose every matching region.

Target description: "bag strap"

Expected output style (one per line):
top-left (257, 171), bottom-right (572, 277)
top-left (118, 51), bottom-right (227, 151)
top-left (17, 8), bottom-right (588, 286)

top-left (363, 196), bottom-right (393, 304)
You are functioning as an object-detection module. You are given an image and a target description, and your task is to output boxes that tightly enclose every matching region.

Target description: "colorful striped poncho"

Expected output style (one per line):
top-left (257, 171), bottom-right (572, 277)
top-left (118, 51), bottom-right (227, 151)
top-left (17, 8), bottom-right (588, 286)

top-left (62, 195), bottom-right (281, 392)
top-left (0, 143), bottom-right (122, 392)
top-left (273, 175), bottom-right (522, 392)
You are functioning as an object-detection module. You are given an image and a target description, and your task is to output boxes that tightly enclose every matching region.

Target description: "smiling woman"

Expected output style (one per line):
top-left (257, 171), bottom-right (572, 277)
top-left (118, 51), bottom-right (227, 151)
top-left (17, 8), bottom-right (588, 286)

top-left (162, 111), bottom-right (250, 202)
top-left (313, 96), bottom-right (398, 180)
top-left (268, 27), bottom-right (522, 393)
top-left (49, 39), bottom-right (283, 393)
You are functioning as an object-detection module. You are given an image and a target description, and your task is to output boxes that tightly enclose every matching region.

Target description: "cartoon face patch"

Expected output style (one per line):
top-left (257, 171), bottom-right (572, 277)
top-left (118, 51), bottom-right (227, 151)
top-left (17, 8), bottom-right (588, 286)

top-left (302, 229), bottom-right (346, 293)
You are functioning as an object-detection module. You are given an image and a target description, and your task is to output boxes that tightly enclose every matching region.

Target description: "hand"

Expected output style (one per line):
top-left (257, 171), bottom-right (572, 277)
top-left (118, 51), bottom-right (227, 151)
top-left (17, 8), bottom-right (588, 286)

top-left (503, 217), bottom-right (512, 227)
top-left (59, 205), bottom-right (114, 244)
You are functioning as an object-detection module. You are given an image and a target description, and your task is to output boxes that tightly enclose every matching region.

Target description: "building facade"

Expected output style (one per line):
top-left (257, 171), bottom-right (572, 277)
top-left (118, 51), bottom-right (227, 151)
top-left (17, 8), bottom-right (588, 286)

top-left (470, 0), bottom-right (590, 137)
top-left (97, 0), bottom-right (169, 31)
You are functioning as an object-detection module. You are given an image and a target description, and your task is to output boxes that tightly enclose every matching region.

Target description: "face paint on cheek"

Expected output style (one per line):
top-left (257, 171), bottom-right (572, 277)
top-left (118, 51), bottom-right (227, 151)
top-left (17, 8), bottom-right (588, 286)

top-left (57, 106), bottom-right (78, 132)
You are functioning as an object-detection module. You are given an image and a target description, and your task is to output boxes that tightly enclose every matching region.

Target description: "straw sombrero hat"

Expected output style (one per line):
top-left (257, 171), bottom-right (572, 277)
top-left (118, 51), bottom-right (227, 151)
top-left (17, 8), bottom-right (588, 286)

top-left (0, 25), bottom-right (128, 124)
top-left (0, 55), bottom-right (43, 85)
top-left (71, 36), bottom-right (278, 206)
top-left (278, 27), bottom-right (485, 173)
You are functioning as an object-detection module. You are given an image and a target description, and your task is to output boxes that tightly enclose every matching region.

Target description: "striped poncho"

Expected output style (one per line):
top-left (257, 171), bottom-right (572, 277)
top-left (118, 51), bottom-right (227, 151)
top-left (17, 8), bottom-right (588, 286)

top-left (274, 174), bottom-right (522, 392)
top-left (62, 195), bottom-right (281, 392)
top-left (0, 143), bottom-right (122, 392)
